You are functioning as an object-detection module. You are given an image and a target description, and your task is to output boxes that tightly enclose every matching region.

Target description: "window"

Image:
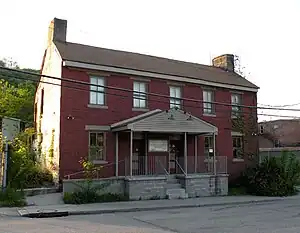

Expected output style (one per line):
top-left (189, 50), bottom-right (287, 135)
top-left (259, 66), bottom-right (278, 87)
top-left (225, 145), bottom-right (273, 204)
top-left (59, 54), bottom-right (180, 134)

top-left (232, 136), bottom-right (243, 159)
top-left (90, 76), bottom-right (105, 105)
top-left (231, 93), bottom-right (242, 116)
top-left (259, 125), bottom-right (264, 134)
top-left (170, 86), bottom-right (182, 109)
top-left (133, 81), bottom-right (147, 108)
top-left (40, 89), bottom-right (44, 115)
top-left (204, 136), bottom-right (214, 158)
top-left (89, 132), bottom-right (106, 161)
top-left (203, 90), bottom-right (215, 115)
top-left (274, 139), bottom-right (280, 148)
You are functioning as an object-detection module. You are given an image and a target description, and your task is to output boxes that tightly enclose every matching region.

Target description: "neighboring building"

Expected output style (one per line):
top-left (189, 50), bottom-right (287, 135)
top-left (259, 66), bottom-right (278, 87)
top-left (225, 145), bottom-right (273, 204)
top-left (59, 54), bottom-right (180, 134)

top-left (35, 18), bottom-right (259, 199)
top-left (1, 117), bottom-right (22, 142)
top-left (258, 119), bottom-right (300, 148)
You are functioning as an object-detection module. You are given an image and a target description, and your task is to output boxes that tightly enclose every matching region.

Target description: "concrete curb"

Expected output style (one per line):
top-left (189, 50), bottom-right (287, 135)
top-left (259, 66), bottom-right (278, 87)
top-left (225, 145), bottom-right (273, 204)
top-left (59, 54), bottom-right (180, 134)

top-left (17, 197), bottom-right (288, 218)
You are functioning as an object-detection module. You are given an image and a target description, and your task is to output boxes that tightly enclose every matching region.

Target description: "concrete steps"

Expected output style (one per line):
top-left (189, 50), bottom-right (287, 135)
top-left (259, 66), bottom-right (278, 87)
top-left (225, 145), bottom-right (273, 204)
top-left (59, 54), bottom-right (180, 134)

top-left (166, 176), bottom-right (188, 199)
top-left (166, 188), bottom-right (188, 199)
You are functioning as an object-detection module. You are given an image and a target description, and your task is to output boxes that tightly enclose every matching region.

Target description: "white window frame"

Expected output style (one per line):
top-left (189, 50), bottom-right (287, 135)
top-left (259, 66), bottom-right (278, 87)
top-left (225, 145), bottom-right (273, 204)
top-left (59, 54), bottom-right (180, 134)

top-left (203, 90), bottom-right (215, 115)
top-left (89, 132), bottom-right (106, 162)
top-left (232, 136), bottom-right (243, 159)
top-left (90, 76), bottom-right (105, 105)
top-left (231, 93), bottom-right (242, 117)
top-left (170, 86), bottom-right (182, 109)
top-left (133, 81), bottom-right (147, 108)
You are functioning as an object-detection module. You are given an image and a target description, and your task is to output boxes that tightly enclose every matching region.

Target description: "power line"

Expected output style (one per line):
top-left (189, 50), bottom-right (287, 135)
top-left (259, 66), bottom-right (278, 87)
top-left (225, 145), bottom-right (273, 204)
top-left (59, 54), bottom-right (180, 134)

top-left (258, 102), bottom-right (300, 108)
top-left (2, 66), bottom-right (300, 112)
top-left (2, 71), bottom-right (300, 122)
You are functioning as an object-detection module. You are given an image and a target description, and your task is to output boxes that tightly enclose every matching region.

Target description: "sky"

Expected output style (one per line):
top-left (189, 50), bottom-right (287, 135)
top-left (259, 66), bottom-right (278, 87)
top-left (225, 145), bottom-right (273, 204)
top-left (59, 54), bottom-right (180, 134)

top-left (1, 0), bottom-right (300, 121)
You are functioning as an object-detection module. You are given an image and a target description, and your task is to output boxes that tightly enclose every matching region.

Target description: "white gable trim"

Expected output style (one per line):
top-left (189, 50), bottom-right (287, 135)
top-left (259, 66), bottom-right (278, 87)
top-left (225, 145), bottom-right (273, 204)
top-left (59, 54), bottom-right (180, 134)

top-left (63, 61), bottom-right (258, 93)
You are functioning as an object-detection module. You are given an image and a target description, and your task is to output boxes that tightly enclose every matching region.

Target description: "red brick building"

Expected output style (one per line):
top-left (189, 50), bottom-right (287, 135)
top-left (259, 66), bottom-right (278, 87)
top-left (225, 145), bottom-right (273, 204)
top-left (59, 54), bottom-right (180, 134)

top-left (35, 18), bottom-right (259, 196)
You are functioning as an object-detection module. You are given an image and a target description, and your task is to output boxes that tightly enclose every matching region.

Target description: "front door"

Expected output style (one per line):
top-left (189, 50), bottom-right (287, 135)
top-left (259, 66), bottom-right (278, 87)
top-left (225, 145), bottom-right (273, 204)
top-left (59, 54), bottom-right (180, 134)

top-left (169, 137), bottom-right (183, 174)
top-left (132, 139), bottom-right (145, 175)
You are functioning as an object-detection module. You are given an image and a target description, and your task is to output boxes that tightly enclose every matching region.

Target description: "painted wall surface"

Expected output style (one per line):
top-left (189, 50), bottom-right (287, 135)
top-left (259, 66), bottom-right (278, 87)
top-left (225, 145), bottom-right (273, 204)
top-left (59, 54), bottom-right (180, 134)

top-left (59, 67), bottom-right (258, 178)
top-left (35, 42), bottom-right (62, 180)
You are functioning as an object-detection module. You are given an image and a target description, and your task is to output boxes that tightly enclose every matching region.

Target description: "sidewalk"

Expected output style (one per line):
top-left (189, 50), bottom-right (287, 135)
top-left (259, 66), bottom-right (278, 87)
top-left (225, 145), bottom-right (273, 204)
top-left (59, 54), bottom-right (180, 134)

top-left (17, 194), bottom-right (300, 218)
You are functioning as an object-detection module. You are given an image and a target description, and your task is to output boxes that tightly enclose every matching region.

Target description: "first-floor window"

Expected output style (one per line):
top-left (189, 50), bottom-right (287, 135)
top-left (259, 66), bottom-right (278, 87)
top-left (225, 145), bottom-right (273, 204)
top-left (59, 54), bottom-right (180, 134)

top-left (232, 136), bottom-right (243, 159)
top-left (204, 136), bottom-right (214, 158)
top-left (89, 132), bottom-right (106, 161)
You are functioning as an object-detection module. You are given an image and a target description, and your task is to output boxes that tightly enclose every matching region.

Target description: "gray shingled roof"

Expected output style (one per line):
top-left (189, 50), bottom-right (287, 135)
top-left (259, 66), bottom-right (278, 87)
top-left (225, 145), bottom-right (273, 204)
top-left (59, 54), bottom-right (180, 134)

top-left (55, 41), bottom-right (258, 89)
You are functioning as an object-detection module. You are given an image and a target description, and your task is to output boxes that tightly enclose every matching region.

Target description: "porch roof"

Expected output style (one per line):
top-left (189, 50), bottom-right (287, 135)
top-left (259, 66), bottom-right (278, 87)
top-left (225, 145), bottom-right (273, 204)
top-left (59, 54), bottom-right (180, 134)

top-left (111, 108), bottom-right (218, 134)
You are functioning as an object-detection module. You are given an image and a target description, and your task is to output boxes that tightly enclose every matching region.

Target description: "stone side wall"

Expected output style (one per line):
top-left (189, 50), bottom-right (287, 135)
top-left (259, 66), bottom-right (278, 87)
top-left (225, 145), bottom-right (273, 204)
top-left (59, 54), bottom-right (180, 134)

top-left (177, 174), bottom-right (228, 197)
top-left (215, 175), bottom-right (229, 196)
top-left (62, 177), bottom-right (125, 195)
top-left (124, 176), bottom-right (167, 200)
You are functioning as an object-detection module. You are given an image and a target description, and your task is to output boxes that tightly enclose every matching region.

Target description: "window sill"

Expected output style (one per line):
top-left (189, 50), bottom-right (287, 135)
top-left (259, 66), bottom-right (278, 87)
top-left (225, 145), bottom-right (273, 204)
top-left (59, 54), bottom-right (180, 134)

top-left (92, 160), bottom-right (108, 165)
top-left (132, 108), bottom-right (149, 112)
top-left (232, 158), bottom-right (244, 162)
top-left (88, 104), bottom-right (108, 109)
top-left (203, 113), bottom-right (216, 117)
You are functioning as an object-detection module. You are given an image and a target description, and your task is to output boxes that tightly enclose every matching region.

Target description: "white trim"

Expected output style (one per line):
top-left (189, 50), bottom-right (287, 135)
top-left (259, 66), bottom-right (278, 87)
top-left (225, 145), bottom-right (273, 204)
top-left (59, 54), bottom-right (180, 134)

top-left (85, 125), bottom-right (110, 131)
top-left (231, 131), bottom-right (244, 136)
top-left (63, 61), bottom-right (258, 93)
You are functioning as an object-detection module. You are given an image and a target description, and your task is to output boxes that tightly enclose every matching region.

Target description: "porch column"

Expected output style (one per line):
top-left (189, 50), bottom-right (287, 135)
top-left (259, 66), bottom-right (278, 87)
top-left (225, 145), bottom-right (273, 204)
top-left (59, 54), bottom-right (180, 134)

top-left (115, 132), bottom-right (119, 177)
top-left (194, 135), bottom-right (198, 173)
top-left (184, 132), bottom-right (188, 174)
top-left (213, 132), bottom-right (217, 175)
top-left (144, 132), bottom-right (148, 175)
top-left (130, 130), bottom-right (133, 177)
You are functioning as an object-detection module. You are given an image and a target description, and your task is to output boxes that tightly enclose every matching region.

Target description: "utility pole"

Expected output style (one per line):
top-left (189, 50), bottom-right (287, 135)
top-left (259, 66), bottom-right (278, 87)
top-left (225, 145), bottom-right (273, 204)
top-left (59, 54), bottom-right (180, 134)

top-left (2, 142), bottom-right (8, 190)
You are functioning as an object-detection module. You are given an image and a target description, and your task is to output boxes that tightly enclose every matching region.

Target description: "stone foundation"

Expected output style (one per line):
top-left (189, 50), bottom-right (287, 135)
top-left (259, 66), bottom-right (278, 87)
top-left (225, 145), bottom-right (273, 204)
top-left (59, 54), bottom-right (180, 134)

top-left (177, 174), bottom-right (229, 198)
top-left (62, 174), bottom-right (228, 200)
top-left (125, 176), bottom-right (167, 200)
top-left (63, 177), bottom-right (124, 195)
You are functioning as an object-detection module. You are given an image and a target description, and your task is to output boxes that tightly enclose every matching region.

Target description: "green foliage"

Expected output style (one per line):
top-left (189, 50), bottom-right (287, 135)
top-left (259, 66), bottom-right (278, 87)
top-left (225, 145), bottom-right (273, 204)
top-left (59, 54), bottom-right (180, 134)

top-left (63, 191), bottom-right (129, 204)
top-left (0, 188), bottom-right (27, 207)
top-left (0, 58), bottom-right (39, 123)
top-left (7, 129), bottom-right (53, 189)
top-left (62, 157), bottom-right (127, 204)
top-left (243, 152), bottom-right (300, 196)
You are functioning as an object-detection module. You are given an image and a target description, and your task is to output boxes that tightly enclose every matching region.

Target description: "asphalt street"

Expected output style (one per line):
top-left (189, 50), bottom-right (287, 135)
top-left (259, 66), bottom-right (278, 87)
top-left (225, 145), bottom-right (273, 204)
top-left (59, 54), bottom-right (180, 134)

top-left (1, 199), bottom-right (300, 233)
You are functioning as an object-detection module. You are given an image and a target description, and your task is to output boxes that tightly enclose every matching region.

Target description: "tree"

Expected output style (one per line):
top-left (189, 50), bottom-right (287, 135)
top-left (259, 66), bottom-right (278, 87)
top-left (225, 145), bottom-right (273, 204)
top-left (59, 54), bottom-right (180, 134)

top-left (234, 55), bottom-right (249, 78)
top-left (0, 58), bottom-right (39, 123)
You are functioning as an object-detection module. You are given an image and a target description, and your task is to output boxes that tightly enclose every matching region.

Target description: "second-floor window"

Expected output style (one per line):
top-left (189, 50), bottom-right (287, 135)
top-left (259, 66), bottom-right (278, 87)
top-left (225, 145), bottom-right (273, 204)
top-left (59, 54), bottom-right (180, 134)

top-left (133, 81), bottom-right (147, 108)
top-left (90, 76), bottom-right (105, 105)
top-left (231, 93), bottom-right (242, 116)
top-left (203, 90), bottom-right (215, 115)
top-left (170, 86), bottom-right (181, 109)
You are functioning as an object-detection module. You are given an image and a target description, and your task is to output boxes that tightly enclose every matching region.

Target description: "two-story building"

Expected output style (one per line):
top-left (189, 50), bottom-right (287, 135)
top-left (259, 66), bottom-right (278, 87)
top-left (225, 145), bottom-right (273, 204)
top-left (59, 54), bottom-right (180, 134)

top-left (35, 18), bottom-right (259, 199)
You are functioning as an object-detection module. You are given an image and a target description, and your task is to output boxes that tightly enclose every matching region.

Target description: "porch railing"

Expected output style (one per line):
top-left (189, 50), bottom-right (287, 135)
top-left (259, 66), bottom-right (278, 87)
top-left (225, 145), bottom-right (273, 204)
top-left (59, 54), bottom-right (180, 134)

top-left (177, 156), bottom-right (227, 175)
top-left (124, 155), bottom-right (168, 176)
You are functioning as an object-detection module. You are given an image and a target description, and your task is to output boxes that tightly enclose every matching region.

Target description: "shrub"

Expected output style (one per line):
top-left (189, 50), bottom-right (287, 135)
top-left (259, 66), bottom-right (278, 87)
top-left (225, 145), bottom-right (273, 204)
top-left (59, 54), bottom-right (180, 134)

top-left (0, 188), bottom-right (27, 207)
top-left (63, 191), bottom-right (129, 204)
top-left (243, 152), bottom-right (300, 196)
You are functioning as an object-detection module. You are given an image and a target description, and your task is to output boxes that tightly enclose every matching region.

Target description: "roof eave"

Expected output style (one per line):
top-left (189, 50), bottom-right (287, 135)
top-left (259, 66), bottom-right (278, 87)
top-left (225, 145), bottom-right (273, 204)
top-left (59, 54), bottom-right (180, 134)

top-left (62, 60), bottom-right (259, 93)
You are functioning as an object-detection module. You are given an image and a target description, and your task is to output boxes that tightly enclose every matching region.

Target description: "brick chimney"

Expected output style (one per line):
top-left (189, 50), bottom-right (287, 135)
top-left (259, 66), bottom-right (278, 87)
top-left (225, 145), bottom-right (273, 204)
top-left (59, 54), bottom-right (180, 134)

top-left (212, 54), bottom-right (235, 72)
top-left (47, 18), bottom-right (67, 46)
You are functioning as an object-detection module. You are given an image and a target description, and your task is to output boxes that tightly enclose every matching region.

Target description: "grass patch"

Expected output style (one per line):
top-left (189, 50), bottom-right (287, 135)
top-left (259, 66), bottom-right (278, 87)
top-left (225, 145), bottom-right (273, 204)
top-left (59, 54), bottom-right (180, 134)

top-left (228, 186), bottom-right (247, 196)
top-left (63, 191), bottom-right (129, 204)
top-left (0, 188), bottom-right (27, 207)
